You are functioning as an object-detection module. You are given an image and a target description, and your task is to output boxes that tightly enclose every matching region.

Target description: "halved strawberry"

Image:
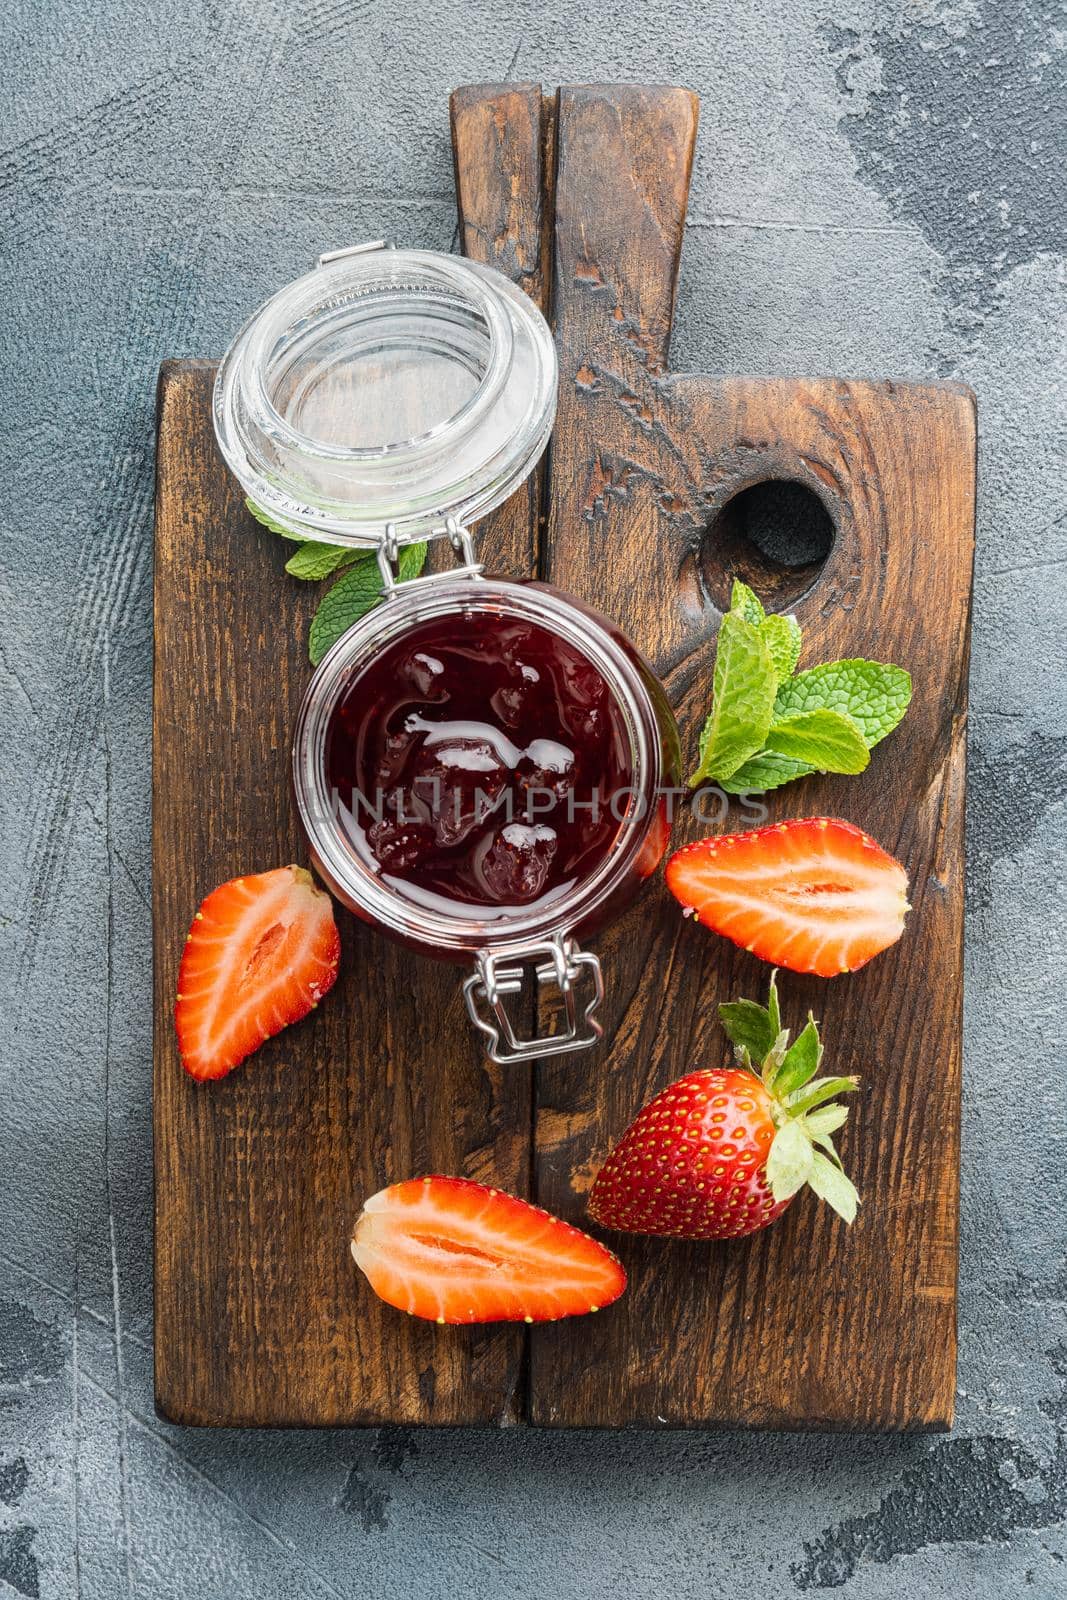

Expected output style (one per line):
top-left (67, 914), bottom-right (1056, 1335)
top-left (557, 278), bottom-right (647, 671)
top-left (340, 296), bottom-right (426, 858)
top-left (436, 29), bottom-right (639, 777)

top-left (351, 1177), bottom-right (626, 1324)
top-left (665, 817), bottom-right (909, 977)
top-left (176, 865), bottom-right (340, 1080)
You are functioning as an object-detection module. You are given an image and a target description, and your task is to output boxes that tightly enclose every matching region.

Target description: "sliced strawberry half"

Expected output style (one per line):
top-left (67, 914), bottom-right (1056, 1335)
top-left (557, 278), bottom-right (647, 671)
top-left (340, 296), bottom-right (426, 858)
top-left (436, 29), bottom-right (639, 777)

top-left (176, 865), bottom-right (340, 1080)
top-left (666, 817), bottom-right (909, 977)
top-left (351, 1177), bottom-right (626, 1324)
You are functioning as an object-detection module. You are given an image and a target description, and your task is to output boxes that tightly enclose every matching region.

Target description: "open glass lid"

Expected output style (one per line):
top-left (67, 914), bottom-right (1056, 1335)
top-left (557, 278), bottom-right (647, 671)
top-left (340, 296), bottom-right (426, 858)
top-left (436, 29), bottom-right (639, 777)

top-left (213, 242), bottom-right (558, 547)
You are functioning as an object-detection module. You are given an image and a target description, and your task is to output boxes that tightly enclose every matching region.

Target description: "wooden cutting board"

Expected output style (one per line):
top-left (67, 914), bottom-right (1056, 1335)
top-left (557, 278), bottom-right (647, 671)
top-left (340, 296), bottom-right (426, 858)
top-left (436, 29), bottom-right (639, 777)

top-left (153, 83), bottom-right (975, 1429)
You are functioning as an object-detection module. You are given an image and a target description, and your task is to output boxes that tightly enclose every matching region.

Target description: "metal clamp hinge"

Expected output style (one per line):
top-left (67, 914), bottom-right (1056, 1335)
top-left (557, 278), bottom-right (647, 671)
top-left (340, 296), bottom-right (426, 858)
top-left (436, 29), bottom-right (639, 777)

top-left (463, 936), bottom-right (605, 1064)
top-left (376, 516), bottom-right (484, 595)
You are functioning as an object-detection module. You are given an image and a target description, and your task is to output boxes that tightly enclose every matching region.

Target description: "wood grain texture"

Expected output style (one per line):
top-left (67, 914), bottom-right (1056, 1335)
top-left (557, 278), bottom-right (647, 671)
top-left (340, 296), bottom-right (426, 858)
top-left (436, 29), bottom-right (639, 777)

top-left (154, 364), bottom-right (522, 1424)
top-left (154, 83), bottom-right (974, 1430)
top-left (450, 81), bottom-right (554, 582)
top-left (153, 85), bottom-right (552, 1424)
top-left (529, 85), bottom-right (974, 1429)
top-left (451, 82), bottom-right (554, 319)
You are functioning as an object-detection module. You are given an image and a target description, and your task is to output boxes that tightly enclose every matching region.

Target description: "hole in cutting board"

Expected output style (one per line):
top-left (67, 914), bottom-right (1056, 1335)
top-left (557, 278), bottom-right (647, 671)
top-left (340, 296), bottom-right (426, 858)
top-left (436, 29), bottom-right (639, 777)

top-left (701, 479), bottom-right (835, 613)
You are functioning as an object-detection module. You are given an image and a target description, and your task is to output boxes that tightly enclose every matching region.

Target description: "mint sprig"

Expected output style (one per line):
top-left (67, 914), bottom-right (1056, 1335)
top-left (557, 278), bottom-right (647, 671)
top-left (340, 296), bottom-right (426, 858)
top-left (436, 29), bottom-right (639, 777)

top-left (243, 500), bottom-right (307, 542)
top-left (690, 611), bottom-right (778, 786)
top-left (774, 659), bottom-right (913, 746)
top-left (763, 707), bottom-right (870, 774)
top-left (759, 611), bottom-right (803, 684)
top-left (284, 541), bottom-right (365, 581)
top-left (690, 579), bottom-right (911, 792)
top-left (246, 499), bottom-right (427, 664)
top-left (717, 748), bottom-right (811, 796)
top-left (307, 541), bottom-right (427, 665)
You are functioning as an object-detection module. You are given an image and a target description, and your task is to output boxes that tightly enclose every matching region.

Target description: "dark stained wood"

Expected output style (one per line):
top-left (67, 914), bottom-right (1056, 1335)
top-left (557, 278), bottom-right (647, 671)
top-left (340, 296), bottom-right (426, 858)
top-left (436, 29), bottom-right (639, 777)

top-left (529, 85), bottom-right (974, 1429)
top-left (153, 86), bottom-right (552, 1426)
top-left (154, 83), bottom-right (974, 1430)
top-left (451, 82), bottom-right (554, 322)
top-left (450, 82), bottom-right (555, 583)
top-left (154, 365), bottom-right (523, 1424)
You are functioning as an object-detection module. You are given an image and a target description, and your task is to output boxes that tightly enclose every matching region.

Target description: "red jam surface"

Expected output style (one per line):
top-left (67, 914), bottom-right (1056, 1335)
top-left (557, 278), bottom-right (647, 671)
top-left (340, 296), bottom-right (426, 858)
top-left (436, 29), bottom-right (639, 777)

top-left (324, 612), bottom-right (634, 916)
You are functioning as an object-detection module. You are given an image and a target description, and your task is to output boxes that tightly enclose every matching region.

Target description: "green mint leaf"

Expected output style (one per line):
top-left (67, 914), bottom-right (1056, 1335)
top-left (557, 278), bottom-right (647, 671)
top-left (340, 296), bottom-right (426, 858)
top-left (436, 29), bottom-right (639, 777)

top-left (308, 541), bottom-right (427, 665)
top-left (396, 542), bottom-right (429, 579)
top-left (772, 1015), bottom-right (823, 1096)
top-left (730, 578), bottom-right (765, 627)
top-left (285, 541), bottom-right (365, 581)
top-left (308, 562), bottom-right (383, 665)
top-left (806, 1151), bottom-right (860, 1222)
top-left (718, 749), bottom-right (814, 795)
top-left (246, 497), bottom-right (308, 543)
top-left (759, 613), bottom-right (802, 684)
top-left (774, 659), bottom-right (912, 748)
top-left (719, 998), bottom-right (777, 1064)
top-left (763, 707), bottom-right (871, 774)
top-left (689, 612), bottom-right (778, 785)
top-left (766, 1119), bottom-right (815, 1203)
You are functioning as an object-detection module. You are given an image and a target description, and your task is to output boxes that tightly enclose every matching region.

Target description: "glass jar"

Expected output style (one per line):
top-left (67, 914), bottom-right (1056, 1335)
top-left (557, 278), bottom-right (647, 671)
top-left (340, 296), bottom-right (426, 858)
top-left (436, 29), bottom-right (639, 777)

top-left (214, 241), bottom-right (556, 543)
top-left (215, 242), bottom-right (680, 1062)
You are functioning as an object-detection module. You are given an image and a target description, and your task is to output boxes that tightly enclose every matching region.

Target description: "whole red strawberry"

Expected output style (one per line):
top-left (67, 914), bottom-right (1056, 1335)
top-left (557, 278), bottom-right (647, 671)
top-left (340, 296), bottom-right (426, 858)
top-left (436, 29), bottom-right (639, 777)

top-left (588, 973), bottom-right (859, 1240)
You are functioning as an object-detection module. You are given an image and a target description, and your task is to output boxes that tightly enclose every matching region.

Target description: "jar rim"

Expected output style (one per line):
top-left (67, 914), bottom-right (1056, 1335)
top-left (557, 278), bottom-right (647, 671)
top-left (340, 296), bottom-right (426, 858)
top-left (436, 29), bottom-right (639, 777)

top-left (213, 246), bottom-right (557, 547)
top-left (292, 578), bottom-right (666, 954)
top-left (240, 253), bottom-right (516, 464)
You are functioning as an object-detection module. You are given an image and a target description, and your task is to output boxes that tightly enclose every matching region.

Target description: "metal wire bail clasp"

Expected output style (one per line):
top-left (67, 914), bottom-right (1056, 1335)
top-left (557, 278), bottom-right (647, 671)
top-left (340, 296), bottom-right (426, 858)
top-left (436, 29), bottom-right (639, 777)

top-left (463, 935), bottom-right (605, 1064)
top-left (316, 239), bottom-right (392, 267)
top-left (375, 517), bottom-right (484, 595)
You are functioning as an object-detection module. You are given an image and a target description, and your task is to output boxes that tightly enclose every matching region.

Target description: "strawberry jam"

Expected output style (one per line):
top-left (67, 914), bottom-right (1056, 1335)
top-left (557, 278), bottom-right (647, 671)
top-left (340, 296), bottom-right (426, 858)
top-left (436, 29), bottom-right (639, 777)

top-left (324, 612), bottom-right (634, 915)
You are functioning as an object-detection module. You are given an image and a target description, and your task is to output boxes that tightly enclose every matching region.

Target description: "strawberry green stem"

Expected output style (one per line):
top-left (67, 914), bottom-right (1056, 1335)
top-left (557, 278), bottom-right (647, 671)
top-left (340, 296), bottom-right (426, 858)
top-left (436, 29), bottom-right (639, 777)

top-left (718, 972), bottom-right (861, 1223)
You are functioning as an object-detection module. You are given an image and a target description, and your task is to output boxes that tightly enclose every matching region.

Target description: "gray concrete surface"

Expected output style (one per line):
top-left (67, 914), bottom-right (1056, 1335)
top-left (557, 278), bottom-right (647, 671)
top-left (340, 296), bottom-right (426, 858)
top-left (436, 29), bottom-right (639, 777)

top-left (1, 0), bottom-right (1065, 1595)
